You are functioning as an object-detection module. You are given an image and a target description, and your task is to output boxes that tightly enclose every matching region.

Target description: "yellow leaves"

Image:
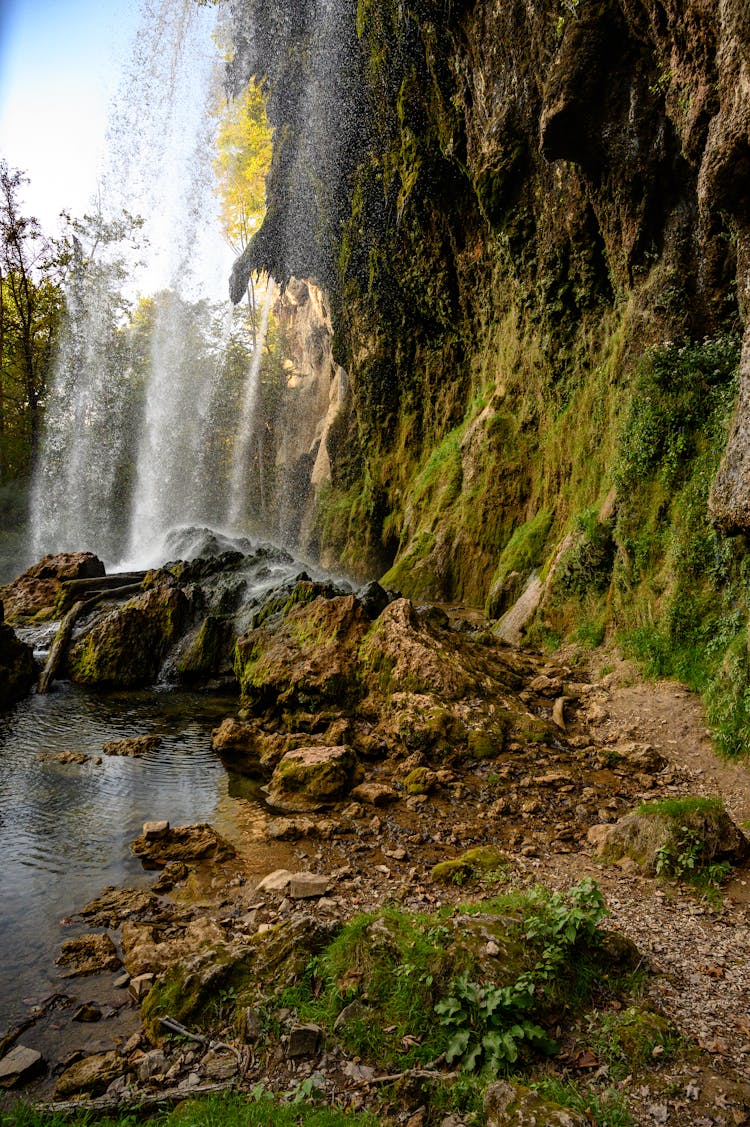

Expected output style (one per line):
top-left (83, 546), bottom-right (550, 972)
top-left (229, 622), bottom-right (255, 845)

top-left (213, 80), bottom-right (273, 253)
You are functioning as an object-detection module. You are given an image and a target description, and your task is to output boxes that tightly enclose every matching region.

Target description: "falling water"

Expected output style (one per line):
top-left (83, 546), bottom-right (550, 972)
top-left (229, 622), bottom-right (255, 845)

top-left (226, 280), bottom-right (275, 532)
top-left (29, 0), bottom-right (240, 569)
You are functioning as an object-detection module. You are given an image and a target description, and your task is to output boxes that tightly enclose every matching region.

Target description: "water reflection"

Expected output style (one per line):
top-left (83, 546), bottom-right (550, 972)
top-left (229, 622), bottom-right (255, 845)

top-left (0, 683), bottom-right (237, 1033)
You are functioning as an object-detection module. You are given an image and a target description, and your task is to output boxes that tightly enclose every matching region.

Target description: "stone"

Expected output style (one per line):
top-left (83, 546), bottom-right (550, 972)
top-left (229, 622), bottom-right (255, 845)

top-left (354, 580), bottom-right (392, 619)
top-left (72, 1002), bottom-right (102, 1022)
top-left (211, 717), bottom-right (265, 771)
top-left (79, 885), bottom-right (159, 927)
top-left (55, 1051), bottom-right (125, 1098)
top-left (122, 919), bottom-right (224, 978)
top-left (130, 822), bottom-right (235, 869)
top-left (266, 744), bottom-right (362, 812)
top-left (484, 1079), bottom-right (587, 1126)
top-left (266, 816), bottom-right (317, 841)
top-left (256, 868), bottom-right (293, 893)
top-left (114, 972), bottom-right (131, 988)
top-left (0, 617), bottom-right (36, 709)
top-left (237, 1006), bottom-right (263, 1043)
top-left (56, 932), bottom-right (121, 976)
top-left (129, 972), bottom-right (155, 1002)
top-left (0, 1045), bottom-right (44, 1088)
top-left (287, 1023), bottom-right (322, 1058)
top-left (143, 819), bottom-right (170, 840)
top-left (200, 1048), bottom-right (238, 1081)
top-left (350, 781), bottom-right (398, 806)
top-left (289, 872), bottom-right (329, 899)
top-left (0, 552), bottom-right (105, 623)
top-left (103, 735), bottom-right (162, 757)
top-left (138, 1048), bottom-right (167, 1082)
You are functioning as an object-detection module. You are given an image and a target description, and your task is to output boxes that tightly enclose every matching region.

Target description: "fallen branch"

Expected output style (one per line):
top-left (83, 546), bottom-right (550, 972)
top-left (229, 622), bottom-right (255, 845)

top-left (36, 1081), bottom-right (232, 1117)
top-left (368, 1068), bottom-right (458, 1085)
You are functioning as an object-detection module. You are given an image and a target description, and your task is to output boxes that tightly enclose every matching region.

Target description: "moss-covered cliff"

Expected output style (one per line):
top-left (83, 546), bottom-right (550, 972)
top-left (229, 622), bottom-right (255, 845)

top-left (227, 0), bottom-right (750, 752)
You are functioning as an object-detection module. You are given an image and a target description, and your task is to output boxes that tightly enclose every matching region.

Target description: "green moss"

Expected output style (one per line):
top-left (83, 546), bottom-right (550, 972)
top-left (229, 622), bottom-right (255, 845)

top-left (637, 796), bottom-right (724, 819)
top-left (432, 846), bottom-right (507, 885)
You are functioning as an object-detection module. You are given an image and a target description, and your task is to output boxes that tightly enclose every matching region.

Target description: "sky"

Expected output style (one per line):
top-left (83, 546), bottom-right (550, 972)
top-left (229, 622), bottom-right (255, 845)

top-left (0, 0), bottom-right (144, 233)
top-left (0, 0), bottom-right (234, 300)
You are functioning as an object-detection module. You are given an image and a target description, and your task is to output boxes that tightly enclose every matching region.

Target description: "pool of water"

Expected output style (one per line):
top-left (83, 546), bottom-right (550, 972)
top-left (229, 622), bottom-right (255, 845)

top-left (0, 683), bottom-right (240, 1034)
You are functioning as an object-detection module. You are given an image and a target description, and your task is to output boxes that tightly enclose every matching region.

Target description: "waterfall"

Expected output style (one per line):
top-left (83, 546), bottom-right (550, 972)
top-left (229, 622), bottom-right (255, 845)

top-left (226, 280), bottom-right (275, 533)
top-left (30, 0), bottom-right (239, 570)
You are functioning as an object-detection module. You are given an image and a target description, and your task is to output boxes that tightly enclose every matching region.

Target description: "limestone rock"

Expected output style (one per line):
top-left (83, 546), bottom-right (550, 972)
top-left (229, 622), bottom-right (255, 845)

top-left (79, 885), bottom-right (160, 927)
top-left (256, 869), bottom-right (293, 892)
top-left (103, 735), bottom-right (162, 757)
top-left (67, 583), bottom-right (190, 687)
top-left (289, 872), bottom-right (329, 899)
top-left (287, 1023), bottom-right (322, 1058)
top-left (0, 1044), bottom-right (44, 1088)
top-left (122, 918), bottom-right (225, 978)
top-left (350, 781), bottom-right (398, 806)
top-left (56, 932), bottom-right (121, 976)
top-left (0, 552), bottom-right (105, 624)
top-left (130, 822), bottom-right (236, 869)
top-left (266, 744), bottom-right (362, 811)
top-left (484, 1079), bottom-right (587, 1126)
top-left (129, 972), bottom-right (156, 1001)
top-left (55, 1051), bottom-right (124, 1098)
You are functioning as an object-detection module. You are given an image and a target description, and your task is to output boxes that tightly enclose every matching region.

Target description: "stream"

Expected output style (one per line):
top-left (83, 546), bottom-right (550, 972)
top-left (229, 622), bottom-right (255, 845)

top-left (0, 682), bottom-right (244, 1036)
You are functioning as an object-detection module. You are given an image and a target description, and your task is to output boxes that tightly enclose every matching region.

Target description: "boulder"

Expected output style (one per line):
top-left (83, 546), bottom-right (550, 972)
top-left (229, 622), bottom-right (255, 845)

top-left (591, 798), bottom-right (750, 875)
top-left (484, 1079), bottom-right (587, 1126)
top-left (350, 781), bottom-right (399, 806)
top-left (0, 552), bottom-right (105, 624)
top-left (0, 608), bottom-right (37, 709)
top-left (266, 745), bottom-right (363, 811)
top-left (67, 583), bottom-right (190, 687)
top-left (130, 822), bottom-right (236, 869)
top-left (122, 918), bottom-right (225, 978)
top-left (56, 932), bottom-right (121, 976)
top-left (54, 1051), bottom-right (124, 1098)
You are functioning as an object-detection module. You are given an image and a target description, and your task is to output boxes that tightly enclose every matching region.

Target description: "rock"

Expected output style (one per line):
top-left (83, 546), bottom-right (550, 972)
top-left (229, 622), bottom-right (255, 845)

top-left (266, 816), bottom-right (317, 840)
top-left (211, 717), bottom-right (265, 772)
top-left (130, 822), bottom-right (235, 869)
top-left (484, 1079), bottom-right (587, 1126)
top-left (79, 885), bottom-right (159, 927)
top-left (138, 1048), bottom-right (167, 1082)
top-left (0, 1044), bottom-right (44, 1088)
top-left (114, 972), bottom-right (131, 989)
top-left (67, 583), bottom-right (190, 687)
top-left (38, 750), bottom-right (88, 765)
top-left (266, 744), bottom-right (362, 812)
top-left (55, 1051), bottom-right (124, 1098)
top-left (432, 846), bottom-right (507, 884)
top-left (200, 1048), bottom-right (238, 1081)
top-left (237, 1006), bottom-right (263, 1043)
top-left (350, 781), bottom-right (398, 806)
top-left (122, 919), bottom-right (225, 978)
top-left (129, 972), bottom-right (155, 1002)
top-left (256, 869), bottom-right (293, 893)
top-left (0, 611), bottom-right (36, 709)
top-left (592, 798), bottom-right (750, 875)
top-left (287, 1023), bottom-right (322, 1058)
top-left (355, 580), bottom-right (392, 619)
top-left (289, 872), bottom-right (329, 899)
top-left (103, 735), bottom-right (162, 757)
top-left (72, 1002), bottom-right (102, 1022)
top-left (56, 932), bottom-right (121, 976)
top-left (334, 1000), bottom-right (369, 1031)
top-left (143, 820), bottom-right (170, 840)
top-left (0, 552), bottom-right (105, 623)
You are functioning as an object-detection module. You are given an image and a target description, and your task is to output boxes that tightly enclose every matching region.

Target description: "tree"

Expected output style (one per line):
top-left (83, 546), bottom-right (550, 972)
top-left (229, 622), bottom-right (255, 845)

top-left (213, 79), bottom-right (273, 254)
top-left (0, 162), bottom-right (63, 479)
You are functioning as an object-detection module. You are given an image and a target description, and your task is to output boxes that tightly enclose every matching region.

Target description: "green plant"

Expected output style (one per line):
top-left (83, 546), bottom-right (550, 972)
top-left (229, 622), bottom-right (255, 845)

top-left (532, 1078), bottom-right (635, 1126)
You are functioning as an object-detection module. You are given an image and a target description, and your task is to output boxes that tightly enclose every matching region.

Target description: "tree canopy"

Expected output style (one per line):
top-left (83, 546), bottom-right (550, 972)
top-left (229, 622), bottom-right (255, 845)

top-left (213, 79), bottom-right (273, 253)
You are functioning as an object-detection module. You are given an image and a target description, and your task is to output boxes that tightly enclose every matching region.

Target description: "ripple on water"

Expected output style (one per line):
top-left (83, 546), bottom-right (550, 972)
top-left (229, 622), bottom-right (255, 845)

top-left (0, 682), bottom-right (239, 1034)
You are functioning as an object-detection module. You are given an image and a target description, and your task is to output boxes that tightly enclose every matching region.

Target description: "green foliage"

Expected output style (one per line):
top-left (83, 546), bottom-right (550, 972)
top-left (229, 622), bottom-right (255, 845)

top-left (532, 1078), bottom-right (635, 1126)
top-left (553, 510), bottom-right (615, 597)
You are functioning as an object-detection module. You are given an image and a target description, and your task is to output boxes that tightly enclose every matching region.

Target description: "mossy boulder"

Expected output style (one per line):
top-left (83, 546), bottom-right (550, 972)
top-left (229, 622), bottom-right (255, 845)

top-left (432, 846), bottom-right (507, 885)
top-left (0, 552), bottom-right (105, 624)
top-left (234, 593), bottom-right (369, 711)
top-left (266, 744), bottom-right (363, 812)
top-left (67, 583), bottom-right (190, 687)
top-left (591, 796), bottom-right (750, 875)
top-left (0, 603), bottom-right (37, 708)
top-left (174, 615), bottom-right (235, 683)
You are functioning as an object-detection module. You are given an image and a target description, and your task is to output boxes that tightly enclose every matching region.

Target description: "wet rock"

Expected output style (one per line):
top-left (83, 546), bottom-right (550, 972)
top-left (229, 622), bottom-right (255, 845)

top-left (266, 816), bottom-right (317, 840)
top-left (122, 918), bottom-right (225, 978)
top-left (72, 1002), bottom-right (102, 1022)
top-left (129, 972), bottom-right (155, 1002)
top-left (354, 580), bottom-right (392, 619)
top-left (67, 583), bottom-right (190, 687)
top-left (56, 932), bottom-right (121, 976)
top-left (287, 1023), bottom-right (322, 1058)
top-left (211, 717), bottom-right (265, 771)
top-left (0, 1044), bottom-right (44, 1088)
top-left (0, 607), bottom-right (36, 709)
top-left (103, 735), bottom-right (162, 757)
top-left (266, 744), bottom-right (363, 812)
top-left (143, 819), bottom-right (170, 840)
top-left (484, 1079), bottom-right (587, 1125)
top-left (38, 750), bottom-right (88, 765)
top-left (130, 822), bottom-right (236, 869)
top-left (0, 552), bottom-right (105, 624)
top-left (289, 872), bottom-right (329, 899)
top-left (152, 860), bottom-right (190, 891)
top-left (55, 1051), bottom-right (125, 1098)
top-left (79, 885), bottom-right (160, 927)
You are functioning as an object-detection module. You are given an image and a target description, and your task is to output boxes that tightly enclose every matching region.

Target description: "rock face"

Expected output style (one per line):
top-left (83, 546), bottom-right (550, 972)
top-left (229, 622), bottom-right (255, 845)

top-left (0, 601), bottom-right (36, 708)
top-left (130, 823), bottom-right (236, 869)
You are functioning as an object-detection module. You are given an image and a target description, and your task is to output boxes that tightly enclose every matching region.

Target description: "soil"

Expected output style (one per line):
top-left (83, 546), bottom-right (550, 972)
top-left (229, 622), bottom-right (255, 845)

top-left (3, 640), bottom-right (750, 1126)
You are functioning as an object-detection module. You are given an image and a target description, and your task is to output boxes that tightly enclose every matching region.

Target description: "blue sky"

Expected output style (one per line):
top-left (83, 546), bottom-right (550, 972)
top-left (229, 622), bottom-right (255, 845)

top-left (0, 0), bottom-right (142, 231)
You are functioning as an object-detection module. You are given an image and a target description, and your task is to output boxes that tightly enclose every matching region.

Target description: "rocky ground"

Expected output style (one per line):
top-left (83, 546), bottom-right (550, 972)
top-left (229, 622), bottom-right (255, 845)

top-left (1, 559), bottom-right (750, 1125)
